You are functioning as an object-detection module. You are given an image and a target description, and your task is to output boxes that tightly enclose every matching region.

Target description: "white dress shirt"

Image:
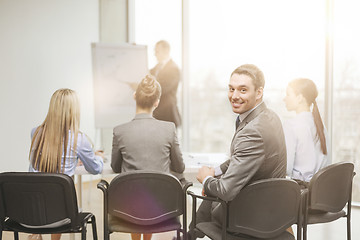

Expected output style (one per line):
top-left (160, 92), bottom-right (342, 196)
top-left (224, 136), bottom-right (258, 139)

top-left (283, 112), bottom-right (331, 182)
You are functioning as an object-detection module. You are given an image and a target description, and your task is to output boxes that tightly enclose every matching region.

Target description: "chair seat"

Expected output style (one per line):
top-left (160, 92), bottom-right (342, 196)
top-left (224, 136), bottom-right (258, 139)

top-left (307, 210), bottom-right (346, 224)
top-left (2, 212), bottom-right (93, 234)
top-left (196, 222), bottom-right (295, 240)
top-left (108, 215), bottom-right (181, 234)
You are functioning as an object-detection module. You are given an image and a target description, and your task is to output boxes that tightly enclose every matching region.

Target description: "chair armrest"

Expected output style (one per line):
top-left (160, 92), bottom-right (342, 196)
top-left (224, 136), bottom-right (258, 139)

top-left (97, 179), bottom-right (109, 192)
top-left (97, 179), bottom-right (109, 240)
top-left (187, 190), bottom-right (224, 203)
top-left (187, 189), bottom-right (228, 240)
top-left (300, 187), bottom-right (309, 230)
top-left (300, 188), bottom-right (309, 209)
top-left (182, 181), bottom-right (193, 191)
top-left (301, 188), bottom-right (309, 196)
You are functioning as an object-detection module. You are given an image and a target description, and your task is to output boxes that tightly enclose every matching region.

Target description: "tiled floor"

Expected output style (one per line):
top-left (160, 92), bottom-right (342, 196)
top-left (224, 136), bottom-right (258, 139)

top-left (3, 177), bottom-right (359, 240)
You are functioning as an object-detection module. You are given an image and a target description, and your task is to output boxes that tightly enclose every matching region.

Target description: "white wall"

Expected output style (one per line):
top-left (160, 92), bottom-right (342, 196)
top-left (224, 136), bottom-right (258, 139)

top-left (0, 0), bottom-right (99, 172)
top-left (100, 0), bottom-right (128, 43)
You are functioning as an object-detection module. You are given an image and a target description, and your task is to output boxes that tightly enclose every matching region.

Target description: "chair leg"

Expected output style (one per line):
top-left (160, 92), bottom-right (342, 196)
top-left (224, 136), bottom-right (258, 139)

top-left (177, 230), bottom-right (180, 240)
top-left (91, 215), bottom-right (98, 240)
top-left (183, 229), bottom-right (187, 240)
top-left (104, 224), bottom-right (109, 240)
top-left (302, 190), bottom-right (309, 240)
top-left (347, 214), bottom-right (351, 240)
top-left (82, 225), bottom-right (87, 240)
top-left (296, 224), bottom-right (301, 240)
top-left (13, 232), bottom-right (19, 240)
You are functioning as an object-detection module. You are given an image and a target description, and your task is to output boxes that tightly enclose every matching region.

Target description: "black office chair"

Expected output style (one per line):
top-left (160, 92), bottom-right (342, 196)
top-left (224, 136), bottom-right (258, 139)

top-left (97, 170), bottom-right (192, 240)
top-left (188, 178), bottom-right (304, 240)
top-left (0, 172), bottom-right (97, 240)
top-left (302, 162), bottom-right (355, 240)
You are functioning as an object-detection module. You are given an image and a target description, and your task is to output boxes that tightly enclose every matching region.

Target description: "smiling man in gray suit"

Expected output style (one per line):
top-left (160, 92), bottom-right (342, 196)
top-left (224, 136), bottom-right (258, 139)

top-left (189, 64), bottom-right (287, 239)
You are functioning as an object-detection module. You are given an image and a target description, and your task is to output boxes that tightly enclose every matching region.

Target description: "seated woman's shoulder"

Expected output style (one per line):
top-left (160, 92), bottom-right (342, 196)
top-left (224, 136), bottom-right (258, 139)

top-left (156, 119), bottom-right (176, 128)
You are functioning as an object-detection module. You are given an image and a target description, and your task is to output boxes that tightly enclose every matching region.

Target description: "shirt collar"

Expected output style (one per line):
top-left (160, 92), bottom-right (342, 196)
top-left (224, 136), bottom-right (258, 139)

top-left (160, 57), bottom-right (171, 66)
top-left (134, 113), bottom-right (153, 120)
top-left (238, 101), bottom-right (263, 122)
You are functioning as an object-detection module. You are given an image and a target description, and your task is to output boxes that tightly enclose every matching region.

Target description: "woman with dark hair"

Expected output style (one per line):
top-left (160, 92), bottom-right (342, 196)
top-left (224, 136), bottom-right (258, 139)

top-left (111, 75), bottom-right (185, 240)
top-left (283, 78), bottom-right (330, 184)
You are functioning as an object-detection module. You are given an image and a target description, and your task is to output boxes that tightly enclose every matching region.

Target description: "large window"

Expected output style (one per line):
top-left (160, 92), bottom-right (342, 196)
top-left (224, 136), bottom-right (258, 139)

top-left (333, 0), bottom-right (360, 202)
top-left (133, 0), bottom-right (360, 202)
top-left (187, 0), bottom-right (326, 152)
top-left (134, 0), bottom-right (182, 71)
top-left (135, 0), bottom-right (326, 152)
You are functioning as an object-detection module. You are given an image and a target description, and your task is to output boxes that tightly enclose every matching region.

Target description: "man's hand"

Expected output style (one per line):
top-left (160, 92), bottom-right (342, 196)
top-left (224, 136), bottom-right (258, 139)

top-left (196, 166), bottom-right (215, 183)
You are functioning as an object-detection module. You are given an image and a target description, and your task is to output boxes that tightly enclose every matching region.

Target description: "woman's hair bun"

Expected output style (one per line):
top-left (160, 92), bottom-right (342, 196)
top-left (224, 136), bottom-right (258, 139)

top-left (135, 75), bottom-right (161, 108)
top-left (139, 75), bottom-right (157, 96)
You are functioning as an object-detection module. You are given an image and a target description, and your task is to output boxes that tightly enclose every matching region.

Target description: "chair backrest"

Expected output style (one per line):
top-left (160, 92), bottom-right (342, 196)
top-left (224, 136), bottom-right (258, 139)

top-left (308, 162), bottom-right (354, 212)
top-left (0, 172), bottom-right (79, 228)
top-left (107, 170), bottom-right (184, 226)
top-left (227, 178), bottom-right (301, 239)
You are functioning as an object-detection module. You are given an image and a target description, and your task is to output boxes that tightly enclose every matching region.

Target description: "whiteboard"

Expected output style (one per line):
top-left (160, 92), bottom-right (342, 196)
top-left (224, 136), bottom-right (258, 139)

top-left (91, 43), bottom-right (148, 128)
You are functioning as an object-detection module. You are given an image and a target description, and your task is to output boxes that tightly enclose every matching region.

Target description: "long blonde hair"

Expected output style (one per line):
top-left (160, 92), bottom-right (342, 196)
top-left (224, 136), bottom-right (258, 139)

top-left (29, 88), bottom-right (80, 173)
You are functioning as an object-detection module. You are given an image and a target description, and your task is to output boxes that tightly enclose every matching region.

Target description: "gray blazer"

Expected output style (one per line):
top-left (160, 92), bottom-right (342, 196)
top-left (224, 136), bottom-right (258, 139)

top-left (111, 113), bottom-right (185, 174)
top-left (204, 102), bottom-right (287, 202)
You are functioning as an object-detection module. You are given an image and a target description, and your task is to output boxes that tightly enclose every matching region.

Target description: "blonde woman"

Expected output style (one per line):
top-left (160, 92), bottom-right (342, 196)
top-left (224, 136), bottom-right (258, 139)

top-left (28, 88), bottom-right (104, 240)
top-left (283, 78), bottom-right (331, 185)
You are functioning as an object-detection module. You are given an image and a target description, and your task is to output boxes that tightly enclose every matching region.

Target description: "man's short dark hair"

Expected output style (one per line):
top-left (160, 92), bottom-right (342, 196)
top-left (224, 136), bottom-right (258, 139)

top-left (231, 64), bottom-right (265, 89)
top-left (156, 40), bottom-right (170, 52)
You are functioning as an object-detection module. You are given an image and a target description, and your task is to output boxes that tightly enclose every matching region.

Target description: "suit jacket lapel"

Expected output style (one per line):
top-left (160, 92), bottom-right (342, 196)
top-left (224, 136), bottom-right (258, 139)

top-left (231, 102), bottom-right (267, 148)
top-left (236, 102), bottom-right (267, 132)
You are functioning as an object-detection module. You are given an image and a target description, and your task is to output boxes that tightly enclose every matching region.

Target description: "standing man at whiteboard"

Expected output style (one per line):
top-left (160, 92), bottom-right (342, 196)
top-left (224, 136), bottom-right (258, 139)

top-left (150, 40), bottom-right (181, 127)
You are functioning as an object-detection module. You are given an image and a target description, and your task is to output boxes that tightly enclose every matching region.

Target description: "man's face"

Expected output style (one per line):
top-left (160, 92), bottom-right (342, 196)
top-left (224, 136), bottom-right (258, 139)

top-left (154, 45), bottom-right (168, 62)
top-left (228, 73), bottom-right (263, 114)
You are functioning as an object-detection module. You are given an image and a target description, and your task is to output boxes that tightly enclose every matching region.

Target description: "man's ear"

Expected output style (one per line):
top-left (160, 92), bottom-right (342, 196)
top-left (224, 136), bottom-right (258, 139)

top-left (133, 92), bottom-right (136, 100)
top-left (256, 87), bottom-right (264, 100)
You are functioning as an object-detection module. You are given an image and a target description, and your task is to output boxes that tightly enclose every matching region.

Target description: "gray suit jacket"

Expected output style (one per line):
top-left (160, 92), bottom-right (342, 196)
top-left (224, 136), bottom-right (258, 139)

top-left (111, 113), bottom-right (185, 175)
top-left (204, 102), bottom-right (287, 202)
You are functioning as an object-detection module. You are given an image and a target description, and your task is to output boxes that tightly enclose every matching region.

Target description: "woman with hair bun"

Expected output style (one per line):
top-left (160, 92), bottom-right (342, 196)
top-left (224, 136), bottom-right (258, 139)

top-left (111, 75), bottom-right (185, 240)
top-left (283, 78), bottom-right (331, 185)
